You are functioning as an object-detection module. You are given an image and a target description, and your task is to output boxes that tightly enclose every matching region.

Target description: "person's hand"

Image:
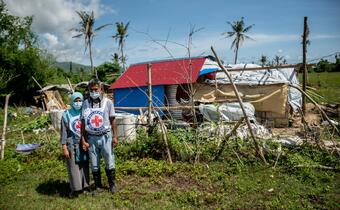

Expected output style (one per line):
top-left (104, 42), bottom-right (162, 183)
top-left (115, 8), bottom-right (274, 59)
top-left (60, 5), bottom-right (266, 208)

top-left (63, 147), bottom-right (70, 159)
top-left (82, 142), bottom-right (89, 151)
top-left (113, 137), bottom-right (118, 146)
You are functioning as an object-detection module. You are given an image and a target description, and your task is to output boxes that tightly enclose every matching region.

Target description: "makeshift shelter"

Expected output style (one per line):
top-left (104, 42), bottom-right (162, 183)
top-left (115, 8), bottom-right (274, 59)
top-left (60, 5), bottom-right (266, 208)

top-left (195, 64), bottom-right (302, 127)
top-left (111, 57), bottom-right (302, 127)
top-left (110, 56), bottom-right (219, 116)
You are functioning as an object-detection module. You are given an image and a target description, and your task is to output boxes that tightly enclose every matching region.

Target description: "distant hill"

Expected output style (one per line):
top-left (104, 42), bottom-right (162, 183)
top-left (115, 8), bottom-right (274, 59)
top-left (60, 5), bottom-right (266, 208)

top-left (52, 61), bottom-right (92, 72)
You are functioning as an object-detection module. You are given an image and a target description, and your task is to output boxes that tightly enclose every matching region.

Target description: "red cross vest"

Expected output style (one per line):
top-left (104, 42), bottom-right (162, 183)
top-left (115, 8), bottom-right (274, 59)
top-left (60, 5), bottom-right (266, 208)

top-left (66, 111), bottom-right (81, 138)
top-left (83, 98), bottom-right (109, 135)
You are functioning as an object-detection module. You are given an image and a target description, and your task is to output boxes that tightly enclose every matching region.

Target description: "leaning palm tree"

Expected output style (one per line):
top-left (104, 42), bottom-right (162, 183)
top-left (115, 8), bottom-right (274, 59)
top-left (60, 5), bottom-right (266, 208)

top-left (112, 21), bottom-right (130, 72)
top-left (222, 17), bottom-right (254, 64)
top-left (71, 11), bottom-right (110, 78)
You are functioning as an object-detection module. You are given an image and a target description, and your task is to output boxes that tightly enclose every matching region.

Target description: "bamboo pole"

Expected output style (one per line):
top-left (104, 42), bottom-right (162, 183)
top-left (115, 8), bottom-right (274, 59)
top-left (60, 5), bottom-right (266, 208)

top-left (147, 63), bottom-right (153, 127)
top-left (211, 46), bottom-right (267, 164)
top-left (159, 118), bottom-right (173, 164)
top-left (67, 78), bottom-right (74, 93)
top-left (302, 17), bottom-right (308, 115)
top-left (31, 76), bottom-right (46, 111)
top-left (31, 76), bottom-right (43, 89)
top-left (1, 94), bottom-right (10, 160)
top-left (214, 117), bottom-right (244, 160)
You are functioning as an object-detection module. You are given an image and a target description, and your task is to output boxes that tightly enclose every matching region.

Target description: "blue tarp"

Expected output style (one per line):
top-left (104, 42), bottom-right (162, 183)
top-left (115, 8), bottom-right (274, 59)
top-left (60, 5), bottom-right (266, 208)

top-left (199, 68), bottom-right (219, 76)
top-left (16, 143), bottom-right (41, 154)
top-left (114, 85), bottom-right (165, 115)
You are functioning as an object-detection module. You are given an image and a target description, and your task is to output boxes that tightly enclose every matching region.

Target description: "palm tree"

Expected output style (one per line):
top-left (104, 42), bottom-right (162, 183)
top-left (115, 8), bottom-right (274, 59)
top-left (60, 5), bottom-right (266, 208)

top-left (273, 55), bottom-right (284, 66)
top-left (222, 17), bottom-right (254, 64)
top-left (112, 21), bottom-right (130, 72)
top-left (71, 11), bottom-right (110, 78)
top-left (260, 55), bottom-right (268, 67)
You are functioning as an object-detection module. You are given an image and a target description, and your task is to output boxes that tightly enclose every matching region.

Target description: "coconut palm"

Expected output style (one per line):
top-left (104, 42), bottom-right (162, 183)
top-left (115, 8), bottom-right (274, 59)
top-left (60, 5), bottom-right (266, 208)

top-left (222, 17), bottom-right (254, 64)
top-left (273, 55), bottom-right (284, 66)
top-left (260, 55), bottom-right (268, 67)
top-left (112, 21), bottom-right (130, 72)
top-left (71, 10), bottom-right (110, 78)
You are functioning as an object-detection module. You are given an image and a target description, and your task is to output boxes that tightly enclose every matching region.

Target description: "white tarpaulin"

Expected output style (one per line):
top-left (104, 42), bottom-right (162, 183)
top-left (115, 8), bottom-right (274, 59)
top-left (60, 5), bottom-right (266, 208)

top-left (199, 102), bottom-right (255, 122)
top-left (208, 64), bottom-right (302, 111)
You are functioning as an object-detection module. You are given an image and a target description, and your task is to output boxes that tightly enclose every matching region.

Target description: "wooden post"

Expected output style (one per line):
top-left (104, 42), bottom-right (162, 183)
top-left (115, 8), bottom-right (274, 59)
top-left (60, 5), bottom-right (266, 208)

top-left (211, 47), bottom-right (268, 164)
top-left (147, 63), bottom-right (153, 127)
top-left (302, 16), bottom-right (308, 114)
top-left (1, 94), bottom-right (10, 160)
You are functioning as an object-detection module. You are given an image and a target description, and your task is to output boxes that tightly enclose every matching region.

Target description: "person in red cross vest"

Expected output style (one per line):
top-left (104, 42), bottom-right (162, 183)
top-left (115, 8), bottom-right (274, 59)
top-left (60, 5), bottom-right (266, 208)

top-left (81, 78), bottom-right (118, 193)
top-left (60, 92), bottom-right (90, 198)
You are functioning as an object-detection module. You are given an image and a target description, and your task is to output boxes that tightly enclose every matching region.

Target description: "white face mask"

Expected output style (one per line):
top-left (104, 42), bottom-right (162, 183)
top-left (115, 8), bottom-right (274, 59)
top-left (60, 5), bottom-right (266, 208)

top-left (90, 92), bottom-right (101, 99)
top-left (73, 101), bottom-right (83, 110)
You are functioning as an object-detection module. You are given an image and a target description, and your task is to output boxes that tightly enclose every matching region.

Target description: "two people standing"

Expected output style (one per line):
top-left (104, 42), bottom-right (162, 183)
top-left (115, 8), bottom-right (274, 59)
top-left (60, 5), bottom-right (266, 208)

top-left (60, 79), bottom-right (118, 197)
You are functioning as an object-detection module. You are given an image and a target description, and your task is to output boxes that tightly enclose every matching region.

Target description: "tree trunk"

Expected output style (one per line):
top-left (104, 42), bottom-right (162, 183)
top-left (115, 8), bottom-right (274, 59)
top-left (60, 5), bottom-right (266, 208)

top-left (121, 44), bottom-right (125, 73)
top-left (234, 39), bottom-right (240, 64)
top-left (89, 39), bottom-right (97, 79)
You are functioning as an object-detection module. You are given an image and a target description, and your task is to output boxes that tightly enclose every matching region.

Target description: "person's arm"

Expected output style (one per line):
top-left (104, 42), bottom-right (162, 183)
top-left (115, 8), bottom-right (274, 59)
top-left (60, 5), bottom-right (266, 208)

top-left (80, 104), bottom-right (89, 151)
top-left (108, 98), bottom-right (118, 146)
top-left (81, 118), bottom-right (89, 151)
top-left (60, 115), bottom-right (70, 159)
top-left (111, 117), bottom-right (118, 146)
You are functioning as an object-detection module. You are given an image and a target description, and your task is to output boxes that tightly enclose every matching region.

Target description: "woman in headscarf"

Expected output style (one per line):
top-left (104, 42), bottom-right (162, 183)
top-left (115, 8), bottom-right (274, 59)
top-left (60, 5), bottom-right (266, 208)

top-left (60, 92), bottom-right (90, 198)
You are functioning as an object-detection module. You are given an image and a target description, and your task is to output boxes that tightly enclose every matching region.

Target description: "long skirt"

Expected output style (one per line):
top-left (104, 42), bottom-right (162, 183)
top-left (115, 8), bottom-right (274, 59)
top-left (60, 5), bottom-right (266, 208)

top-left (65, 148), bottom-right (90, 191)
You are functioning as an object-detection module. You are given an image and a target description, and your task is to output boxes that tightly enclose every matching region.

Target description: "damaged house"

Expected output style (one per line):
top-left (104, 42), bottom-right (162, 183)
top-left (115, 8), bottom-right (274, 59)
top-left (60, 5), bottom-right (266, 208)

top-left (110, 56), bottom-right (302, 127)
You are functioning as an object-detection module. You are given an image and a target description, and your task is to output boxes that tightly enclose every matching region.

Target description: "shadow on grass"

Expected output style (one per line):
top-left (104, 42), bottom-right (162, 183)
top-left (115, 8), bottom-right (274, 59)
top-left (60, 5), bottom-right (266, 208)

top-left (36, 179), bottom-right (69, 198)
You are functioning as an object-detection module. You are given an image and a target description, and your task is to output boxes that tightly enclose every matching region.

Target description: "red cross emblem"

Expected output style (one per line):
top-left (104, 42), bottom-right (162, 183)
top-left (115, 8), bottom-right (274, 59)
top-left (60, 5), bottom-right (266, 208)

top-left (91, 115), bottom-right (103, 127)
top-left (75, 121), bottom-right (81, 129)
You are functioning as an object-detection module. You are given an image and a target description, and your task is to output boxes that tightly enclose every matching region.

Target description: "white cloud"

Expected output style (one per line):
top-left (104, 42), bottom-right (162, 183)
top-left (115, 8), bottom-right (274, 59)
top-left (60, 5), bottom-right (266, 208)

top-left (42, 33), bottom-right (58, 46)
top-left (4, 0), bottom-right (116, 65)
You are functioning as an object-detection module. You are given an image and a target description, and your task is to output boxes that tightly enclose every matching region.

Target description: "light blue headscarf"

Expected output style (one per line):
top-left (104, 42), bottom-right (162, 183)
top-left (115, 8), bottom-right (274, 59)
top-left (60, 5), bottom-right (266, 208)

top-left (63, 92), bottom-right (84, 121)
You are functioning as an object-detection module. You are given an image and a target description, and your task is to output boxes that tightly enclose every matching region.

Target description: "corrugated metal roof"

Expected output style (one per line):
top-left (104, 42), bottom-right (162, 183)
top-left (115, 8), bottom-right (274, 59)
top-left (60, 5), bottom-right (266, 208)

top-left (110, 57), bottom-right (206, 89)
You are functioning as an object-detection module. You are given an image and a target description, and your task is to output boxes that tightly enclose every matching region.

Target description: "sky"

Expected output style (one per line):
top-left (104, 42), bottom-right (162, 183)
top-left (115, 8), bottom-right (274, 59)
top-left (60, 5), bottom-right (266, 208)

top-left (4, 0), bottom-right (340, 66)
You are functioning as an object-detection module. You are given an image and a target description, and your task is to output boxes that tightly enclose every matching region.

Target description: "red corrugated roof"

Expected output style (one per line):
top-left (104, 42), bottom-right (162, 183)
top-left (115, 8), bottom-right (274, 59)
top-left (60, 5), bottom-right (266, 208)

top-left (110, 57), bottom-right (206, 89)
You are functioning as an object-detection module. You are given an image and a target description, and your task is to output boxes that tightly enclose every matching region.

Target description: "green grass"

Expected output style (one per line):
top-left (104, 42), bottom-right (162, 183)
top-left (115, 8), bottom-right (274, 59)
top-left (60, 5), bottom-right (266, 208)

top-left (0, 126), bottom-right (339, 209)
top-left (1, 152), bottom-right (339, 210)
top-left (300, 72), bottom-right (340, 103)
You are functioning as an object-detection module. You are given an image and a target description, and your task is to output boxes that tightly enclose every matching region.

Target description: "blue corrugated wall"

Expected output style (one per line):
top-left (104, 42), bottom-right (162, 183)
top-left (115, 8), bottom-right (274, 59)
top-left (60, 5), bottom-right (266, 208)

top-left (113, 85), bottom-right (165, 115)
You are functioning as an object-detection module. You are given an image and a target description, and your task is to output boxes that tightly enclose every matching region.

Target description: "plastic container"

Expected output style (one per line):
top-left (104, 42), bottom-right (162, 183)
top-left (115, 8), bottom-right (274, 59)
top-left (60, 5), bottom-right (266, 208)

top-left (49, 109), bottom-right (65, 131)
top-left (115, 113), bottom-right (137, 142)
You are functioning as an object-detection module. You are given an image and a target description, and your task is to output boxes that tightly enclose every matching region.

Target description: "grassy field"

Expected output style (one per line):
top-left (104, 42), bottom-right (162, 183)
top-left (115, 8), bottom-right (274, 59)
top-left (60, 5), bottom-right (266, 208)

top-left (0, 111), bottom-right (339, 209)
top-left (300, 72), bottom-right (340, 103)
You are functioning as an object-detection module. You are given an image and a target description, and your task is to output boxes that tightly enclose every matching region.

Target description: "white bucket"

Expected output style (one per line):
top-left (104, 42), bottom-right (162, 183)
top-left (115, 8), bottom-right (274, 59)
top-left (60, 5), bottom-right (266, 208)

top-left (49, 109), bottom-right (65, 131)
top-left (115, 113), bottom-right (137, 142)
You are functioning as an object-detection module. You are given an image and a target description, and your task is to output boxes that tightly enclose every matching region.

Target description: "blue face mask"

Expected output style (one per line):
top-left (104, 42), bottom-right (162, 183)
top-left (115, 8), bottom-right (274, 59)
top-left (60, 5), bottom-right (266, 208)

top-left (90, 92), bottom-right (101, 99)
top-left (73, 101), bottom-right (83, 110)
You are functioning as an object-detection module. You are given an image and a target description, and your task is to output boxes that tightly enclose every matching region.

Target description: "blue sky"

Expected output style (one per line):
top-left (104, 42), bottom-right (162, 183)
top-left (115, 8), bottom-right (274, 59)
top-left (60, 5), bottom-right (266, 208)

top-left (5, 0), bottom-right (340, 66)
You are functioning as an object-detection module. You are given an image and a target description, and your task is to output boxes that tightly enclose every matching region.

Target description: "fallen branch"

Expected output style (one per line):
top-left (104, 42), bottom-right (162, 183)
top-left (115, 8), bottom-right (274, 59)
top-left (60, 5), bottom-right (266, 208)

top-left (211, 46), bottom-right (268, 164)
top-left (294, 164), bottom-right (337, 170)
top-left (214, 117), bottom-right (244, 160)
top-left (289, 84), bottom-right (340, 136)
top-left (159, 118), bottom-right (173, 164)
